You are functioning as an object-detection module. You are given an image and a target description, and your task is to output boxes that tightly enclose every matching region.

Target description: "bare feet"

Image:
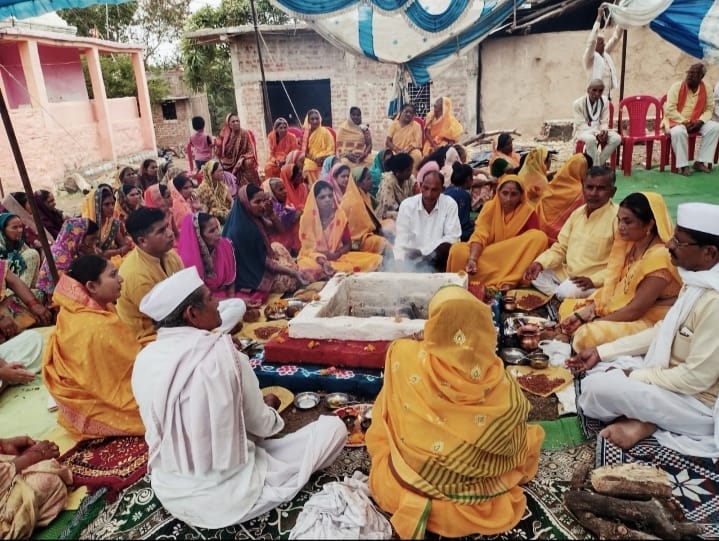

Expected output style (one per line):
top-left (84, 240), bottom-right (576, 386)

top-left (599, 418), bottom-right (657, 450)
top-left (679, 166), bottom-right (690, 176)
top-left (693, 161), bottom-right (711, 173)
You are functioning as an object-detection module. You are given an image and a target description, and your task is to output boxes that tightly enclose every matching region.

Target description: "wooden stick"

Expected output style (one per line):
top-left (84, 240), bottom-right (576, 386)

top-left (564, 491), bottom-right (704, 539)
top-left (570, 463), bottom-right (592, 491)
top-left (460, 129), bottom-right (521, 146)
top-left (574, 510), bottom-right (661, 540)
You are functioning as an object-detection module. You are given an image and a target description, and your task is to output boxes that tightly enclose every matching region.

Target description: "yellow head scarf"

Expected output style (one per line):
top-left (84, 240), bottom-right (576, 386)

top-left (298, 182), bottom-right (349, 258)
top-left (517, 147), bottom-right (549, 203)
top-left (470, 174), bottom-right (535, 247)
top-left (426, 97), bottom-right (464, 143)
top-left (536, 153), bottom-right (587, 241)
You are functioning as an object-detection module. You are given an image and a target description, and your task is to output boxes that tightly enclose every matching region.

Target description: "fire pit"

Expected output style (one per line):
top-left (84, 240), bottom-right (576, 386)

top-left (289, 272), bottom-right (468, 341)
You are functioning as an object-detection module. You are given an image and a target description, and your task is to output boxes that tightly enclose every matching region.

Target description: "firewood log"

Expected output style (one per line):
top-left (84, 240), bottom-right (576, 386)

top-left (574, 510), bottom-right (660, 540)
top-left (591, 464), bottom-right (672, 499)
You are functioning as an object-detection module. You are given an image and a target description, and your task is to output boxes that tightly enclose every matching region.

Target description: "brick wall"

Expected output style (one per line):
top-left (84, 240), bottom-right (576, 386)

top-left (152, 100), bottom-right (191, 151)
top-left (228, 29), bottom-right (476, 168)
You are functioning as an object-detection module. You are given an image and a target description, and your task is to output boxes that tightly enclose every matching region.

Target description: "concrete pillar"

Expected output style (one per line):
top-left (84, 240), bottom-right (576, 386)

top-left (131, 51), bottom-right (157, 151)
top-left (17, 40), bottom-right (48, 110)
top-left (85, 47), bottom-right (116, 161)
top-left (465, 46), bottom-right (479, 136)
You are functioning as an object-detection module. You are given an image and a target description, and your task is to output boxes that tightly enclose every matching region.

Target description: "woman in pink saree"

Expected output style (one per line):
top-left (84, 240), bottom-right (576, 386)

top-left (176, 212), bottom-right (237, 299)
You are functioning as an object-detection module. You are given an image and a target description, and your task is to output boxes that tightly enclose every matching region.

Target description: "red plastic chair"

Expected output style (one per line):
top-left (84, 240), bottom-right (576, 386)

top-left (287, 126), bottom-right (304, 149)
top-left (326, 126), bottom-right (337, 152)
top-left (574, 101), bottom-right (618, 167)
top-left (618, 95), bottom-right (667, 176)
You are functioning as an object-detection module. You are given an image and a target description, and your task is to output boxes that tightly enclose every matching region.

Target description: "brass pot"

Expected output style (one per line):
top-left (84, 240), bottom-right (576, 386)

top-left (518, 325), bottom-right (540, 351)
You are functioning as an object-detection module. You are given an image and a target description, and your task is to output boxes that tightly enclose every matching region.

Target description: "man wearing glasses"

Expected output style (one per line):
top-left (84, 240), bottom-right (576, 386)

top-left (567, 202), bottom-right (719, 457)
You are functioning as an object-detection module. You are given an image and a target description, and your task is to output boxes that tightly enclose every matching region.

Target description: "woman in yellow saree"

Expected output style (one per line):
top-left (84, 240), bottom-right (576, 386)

top-left (517, 147), bottom-right (551, 203)
top-left (302, 109), bottom-right (336, 184)
top-left (336, 106), bottom-right (373, 168)
top-left (385, 104), bottom-right (423, 170)
top-left (366, 285), bottom-right (543, 539)
top-left (340, 166), bottom-right (389, 255)
top-left (536, 153), bottom-right (587, 244)
top-left (298, 180), bottom-right (382, 280)
top-left (488, 132), bottom-right (521, 171)
top-left (422, 97), bottom-right (464, 156)
top-left (446, 175), bottom-right (548, 289)
top-left (80, 184), bottom-right (130, 266)
top-left (43, 254), bottom-right (144, 441)
top-left (559, 192), bottom-right (681, 351)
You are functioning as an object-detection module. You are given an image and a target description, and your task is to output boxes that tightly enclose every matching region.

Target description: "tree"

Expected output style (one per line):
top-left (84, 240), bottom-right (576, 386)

top-left (58, 3), bottom-right (136, 42)
top-left (181, 0), bottom-right (289, 131)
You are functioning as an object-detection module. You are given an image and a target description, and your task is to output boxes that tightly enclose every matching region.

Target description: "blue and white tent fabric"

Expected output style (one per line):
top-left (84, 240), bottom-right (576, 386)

top-left (268, 0), bottom-right (522, 84)
top-left (608, 0), bottom-right (719, 64)
top-left (0, 0), bottom-right (128, 20)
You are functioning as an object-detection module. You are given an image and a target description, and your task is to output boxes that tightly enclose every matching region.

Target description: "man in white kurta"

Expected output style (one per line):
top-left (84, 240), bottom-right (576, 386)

top-left (567, 202), bottom-right (719, 457)
top-left (524, 166), bottom-right (617, 299)
top-left (572, 80), bottom-right (621, 166)
top-left (393, 169), bottom-right (461, 271)
top-left (583, 5), bottom-right (622, 99)
top-left (131, 267), bottom-right (346, 528)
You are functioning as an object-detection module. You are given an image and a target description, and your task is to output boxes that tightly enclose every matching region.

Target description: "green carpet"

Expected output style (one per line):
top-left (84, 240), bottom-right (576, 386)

top-left (0, 375), bottom-right (57, 440)
top-left (615, 166), bottom-right (719, 221)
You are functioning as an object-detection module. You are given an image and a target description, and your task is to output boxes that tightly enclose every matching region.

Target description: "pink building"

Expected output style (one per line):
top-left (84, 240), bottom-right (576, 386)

top-left (0, 24), bottom-right (156, 191)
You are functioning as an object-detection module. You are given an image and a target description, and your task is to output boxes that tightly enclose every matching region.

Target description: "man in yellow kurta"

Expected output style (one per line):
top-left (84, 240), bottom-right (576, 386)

top-left (117, 207), bottom-right (184, 341)
top-left (663, 63), bottom-right (719, 176)
top-left (524, 165), bottom-right (617, 299)
top-left (366, 285), bottom-right (543, 538)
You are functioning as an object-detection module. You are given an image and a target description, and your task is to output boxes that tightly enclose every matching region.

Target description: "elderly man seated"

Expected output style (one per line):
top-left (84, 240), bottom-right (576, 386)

top-left (393, 164), bottom-right (461, 272)
top-left (568, 202), bottom-right (719, 457)
top-left (523, 165), bottom-right (617, 299)
top-left (572, 79), bottom-right (621, 166)
top-left (664, 63), bottom-right (719, 176)
top-left (131, 267), bottom-right (346, 529)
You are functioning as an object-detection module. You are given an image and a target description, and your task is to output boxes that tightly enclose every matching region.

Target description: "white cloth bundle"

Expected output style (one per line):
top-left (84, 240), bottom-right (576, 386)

top-left (606, 0), bottom-right (672, 28)
top-left (289, 471), bottom-right (392, 540)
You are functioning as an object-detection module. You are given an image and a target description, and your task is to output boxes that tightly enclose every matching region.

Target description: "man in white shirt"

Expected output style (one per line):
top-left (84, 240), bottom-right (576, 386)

top-left (393, 169), bottom-right (461, 272)
top-left (132, 267), bottom-right (346, 529)
top-left (573, 80), bottom-right (621, 166)
top-left (567, 202), bottom-right (719, 457)
top-left (583, 5), bottom-right (622, 99)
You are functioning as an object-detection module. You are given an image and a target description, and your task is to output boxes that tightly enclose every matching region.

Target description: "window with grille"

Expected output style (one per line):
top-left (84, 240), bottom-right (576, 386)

top-left (407, 82), bottom-right (430, 118)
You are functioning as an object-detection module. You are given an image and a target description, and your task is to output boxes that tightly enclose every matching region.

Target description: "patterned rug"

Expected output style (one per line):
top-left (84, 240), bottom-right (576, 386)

top-left (60, 436), bottom-right (148, 500)
top-left (61, 443), bottom-right (594, 540)
top-left (597, 435), bottom-right (719, 539)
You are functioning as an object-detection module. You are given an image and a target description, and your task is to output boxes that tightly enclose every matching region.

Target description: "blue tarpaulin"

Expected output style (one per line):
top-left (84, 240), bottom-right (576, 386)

top-left (0, 0), bottom-right (129, 20)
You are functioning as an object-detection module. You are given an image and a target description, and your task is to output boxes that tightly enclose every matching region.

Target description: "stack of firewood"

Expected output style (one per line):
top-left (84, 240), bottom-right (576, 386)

top-left (564, 463), bottom-right (704, 540)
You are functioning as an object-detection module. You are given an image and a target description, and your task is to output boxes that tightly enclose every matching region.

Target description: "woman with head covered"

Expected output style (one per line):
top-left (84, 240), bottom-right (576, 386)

top-left (366, 285), bottom-right (544, 538)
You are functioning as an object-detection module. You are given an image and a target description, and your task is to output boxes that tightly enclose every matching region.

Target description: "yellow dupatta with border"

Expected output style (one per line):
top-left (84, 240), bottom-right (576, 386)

top-left (536, 153), bottom-right (587, 243)
top-left (423, 97), bottom-right (464, 155)
top-left (594, 191), bottom-right (679, 316)
top-left (388, 118), bottom-right (423, 152)
top-left (517, 147), bottom-right (549, 203)
top-left (42, 274), bottom-right (144, 441)
top-left (298, 185), bottom-right (350, 262)
top-left (470, 175), bottom-right (534, 247)
top-left (366, 286), bottom-right (543, 539)
top-left (302, 111), bottom-right (336, 178)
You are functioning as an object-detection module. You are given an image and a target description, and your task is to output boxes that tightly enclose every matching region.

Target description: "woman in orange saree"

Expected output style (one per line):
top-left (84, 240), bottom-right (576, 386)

top-left (488, 132), bottom-right (521, 171)
top-left (264, 117), bottom-right (299, 178)
top-left (422, 97), bottom-right (464, 156)
top-left (446, 175), bottom-right (548, 289)
top-left (536, 153), bottom-right (587, 244)
top-left (386, 104), bottom-right (423, 171)
top-left (559, 192), bottom-right (681, 351)
top-left (366, 285), bottom-right (543, 539)
top-left (517, 147), bottom-right (551, 203)
top-left (297, 180), bottom-right (382, 280)
top-left (302, 109), bottom-right (336, 184)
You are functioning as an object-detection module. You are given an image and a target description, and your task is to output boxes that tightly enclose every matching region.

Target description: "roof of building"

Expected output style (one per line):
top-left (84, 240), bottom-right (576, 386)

top-left (0, 25), bottom-right (143, 53)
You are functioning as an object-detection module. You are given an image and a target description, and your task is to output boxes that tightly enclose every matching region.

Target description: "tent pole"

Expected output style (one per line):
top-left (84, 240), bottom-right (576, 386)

top-left (619, 29), bottom-right (627, 102)
top-left (250, 0), bottom-right (273, 130)
top-left (0, 90), bottom-right (59, 283)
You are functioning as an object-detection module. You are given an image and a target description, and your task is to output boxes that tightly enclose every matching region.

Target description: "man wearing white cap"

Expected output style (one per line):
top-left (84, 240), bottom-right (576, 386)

top-left (131, 267), bottom-right (346, 529)
top-left (567, 202), bottom-right (719, 457)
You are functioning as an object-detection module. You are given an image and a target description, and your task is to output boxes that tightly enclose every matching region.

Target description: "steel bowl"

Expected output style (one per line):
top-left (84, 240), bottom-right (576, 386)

top-left (324, 392), bottom-right (349, 409)
top-left (527, 352), bottom-right (550, 369)
top-left (293, 391), bottom-right (321, 410)
top-left (501, 347), bottom-right (529, 365)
